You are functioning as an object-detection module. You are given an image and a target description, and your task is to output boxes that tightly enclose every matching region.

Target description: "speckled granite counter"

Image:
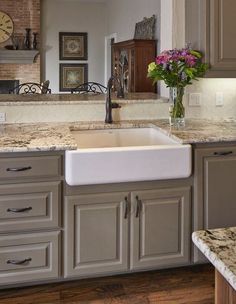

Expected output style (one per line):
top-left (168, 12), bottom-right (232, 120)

top-left (0, 93), bottom-right (165, 106)
top-left (192, 227), bottom-right (236, 291)
top-left (1, 119), bottom-right (236, 152)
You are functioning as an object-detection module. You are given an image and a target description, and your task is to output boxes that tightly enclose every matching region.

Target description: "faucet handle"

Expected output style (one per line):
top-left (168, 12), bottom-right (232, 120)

top-left (111, 102), bottom-right (121, 109)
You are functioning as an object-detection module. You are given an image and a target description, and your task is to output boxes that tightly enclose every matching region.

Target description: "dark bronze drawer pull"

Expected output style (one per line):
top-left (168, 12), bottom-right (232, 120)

top-left (214, 151), bottom-right (233, 156)
top-left (6, 166), bottom-right (32, 172)
top-left (124, 197), bottom-right (129, 219)
top-left (7, 207), bottom-right (32, 213)
top-left (7, 258), bottom-right (32, 265)
top-left (135, 196), bottom-right (142, 218)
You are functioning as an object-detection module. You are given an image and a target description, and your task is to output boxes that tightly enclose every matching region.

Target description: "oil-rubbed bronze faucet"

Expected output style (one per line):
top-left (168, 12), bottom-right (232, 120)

top-left (105, 76), bottom-right (124, 124)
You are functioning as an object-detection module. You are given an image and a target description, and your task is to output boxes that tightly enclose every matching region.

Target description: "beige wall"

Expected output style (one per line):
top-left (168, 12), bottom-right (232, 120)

top-left (107, 0), bottom-right (160, 48)
top-left (41, 0), bottom-right (108, 93)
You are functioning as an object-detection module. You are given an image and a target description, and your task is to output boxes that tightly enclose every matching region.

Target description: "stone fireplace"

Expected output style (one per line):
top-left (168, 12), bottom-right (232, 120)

top-left (0, 80), bottom-right (19, 94)
top-left (0, 0), bottom-right (40, 84)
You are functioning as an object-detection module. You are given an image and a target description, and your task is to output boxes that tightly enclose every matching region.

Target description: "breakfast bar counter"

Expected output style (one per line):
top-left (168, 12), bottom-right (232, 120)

top-left (193, 228), bottom-right (236, 304)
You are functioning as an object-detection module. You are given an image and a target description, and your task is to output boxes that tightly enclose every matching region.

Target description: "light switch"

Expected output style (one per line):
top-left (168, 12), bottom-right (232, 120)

top-left (216, 92), bottom-right (224, 107)
top-left (189, 93), bottom-right (202, 107)
top-left (0, 113), bottom-right (6, 122)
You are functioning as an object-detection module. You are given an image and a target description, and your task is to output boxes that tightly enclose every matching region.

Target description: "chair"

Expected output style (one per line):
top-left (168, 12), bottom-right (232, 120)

top-left (9, 81), bottom-right (51, 94)
top-left (71, 82), bottom-right (107, 94)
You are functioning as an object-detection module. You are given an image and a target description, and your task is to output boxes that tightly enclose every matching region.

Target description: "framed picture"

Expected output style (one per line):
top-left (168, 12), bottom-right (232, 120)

top-left (59, 32), bottom-right (88, 60)
top-left (59, 63), bottom-right (88, 92)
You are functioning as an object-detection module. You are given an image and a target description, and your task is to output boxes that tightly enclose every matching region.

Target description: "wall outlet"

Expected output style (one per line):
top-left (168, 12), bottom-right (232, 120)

top-left (189, 93), bottom-right (202, 107)
top-left (216, 92), bottom-right (224, 107)
top-left (0, 113), bottom-right (6, 123)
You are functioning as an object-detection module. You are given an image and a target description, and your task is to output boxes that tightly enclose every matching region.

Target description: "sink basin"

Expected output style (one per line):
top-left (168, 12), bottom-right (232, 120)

top-left (65, 127), bottom-right (192, 186)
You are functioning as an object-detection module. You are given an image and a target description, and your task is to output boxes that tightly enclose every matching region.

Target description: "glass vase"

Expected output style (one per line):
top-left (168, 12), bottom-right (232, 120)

top-left (169, 87), bottom-right (185, 127)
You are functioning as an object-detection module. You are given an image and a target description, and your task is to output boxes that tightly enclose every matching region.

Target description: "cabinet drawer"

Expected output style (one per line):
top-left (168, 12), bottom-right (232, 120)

top-left (0, 181), bottom-right (61, 232)
top-left (0, 231), bottom-right (60, 285)
top-left (0, 156), bottom-right (62, 180)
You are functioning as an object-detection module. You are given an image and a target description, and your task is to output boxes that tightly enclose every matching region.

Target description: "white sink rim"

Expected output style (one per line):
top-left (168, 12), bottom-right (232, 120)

top-left (66, 127), bottom-right (192, 186)
top-left (70, 127), bottom-right (181, 150)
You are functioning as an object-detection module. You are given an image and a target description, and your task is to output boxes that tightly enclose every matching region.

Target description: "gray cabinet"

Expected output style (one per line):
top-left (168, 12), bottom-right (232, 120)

top-left (130, 188), bottom-right (191, 270)
top-left (64, 192), bottom-right (129, 278)
top-left (194, 145), bottom-right (236, 261)
top-left (186, 0), bottom-right (236, 77)
top-left (0, 152), bottom-right (63, 286)
top-left (0, 181), bottom-right (61, 233)
top-left (0, 231), bottom-right (60, 285)
top-left (64, 185), bottom-right (191, 277)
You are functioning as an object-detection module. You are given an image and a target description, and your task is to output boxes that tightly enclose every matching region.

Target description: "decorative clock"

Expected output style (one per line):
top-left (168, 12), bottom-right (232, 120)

top-left (0, 11), bottom-right (14, 44)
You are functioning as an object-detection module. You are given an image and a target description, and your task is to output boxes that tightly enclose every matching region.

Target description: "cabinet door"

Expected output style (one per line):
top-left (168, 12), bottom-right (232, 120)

top-left (64, 192), bottom-right (129, 278)
top-left (0, 181), bottom-right (61, 232)
top-left (209, 0), bottom-right (236, 74)
top-left (194, 147), bottom-right (236, 262)
top-left (0, 231), bottom-right (60, 285)
top-left (186, 0), bottom-right (236, 77)
top-left (130, 187), bottom-right (191, 270)
top-left (203, 151), bottom-right (236, 229)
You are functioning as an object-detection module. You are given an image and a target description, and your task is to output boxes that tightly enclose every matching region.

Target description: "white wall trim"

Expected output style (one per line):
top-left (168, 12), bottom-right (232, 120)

top-left (160, 0), bottom-right (185, 98)
top-left (104, 33), bottom-right (117, 85)
top-left (160, 0), bottom-right (173, 97)
top-left (172, 0), bottom-right (185, 48)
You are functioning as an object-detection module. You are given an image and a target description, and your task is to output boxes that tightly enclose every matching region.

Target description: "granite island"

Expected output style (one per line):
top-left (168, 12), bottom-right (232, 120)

top-left (193, 228), bottom-right (236, 304)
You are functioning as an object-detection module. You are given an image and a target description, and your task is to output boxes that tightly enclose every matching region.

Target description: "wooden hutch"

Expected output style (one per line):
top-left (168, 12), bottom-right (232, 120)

top-left (111, 39), bottom-right (157, 93)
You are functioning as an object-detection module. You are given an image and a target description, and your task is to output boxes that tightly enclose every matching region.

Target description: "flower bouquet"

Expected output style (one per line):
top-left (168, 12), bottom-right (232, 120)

top-left (148, 47), bottom-right (208, 126)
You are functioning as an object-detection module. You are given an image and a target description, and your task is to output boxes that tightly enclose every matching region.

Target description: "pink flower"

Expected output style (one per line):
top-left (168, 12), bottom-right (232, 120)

top-left (185, 54), bottom-right (197, 67)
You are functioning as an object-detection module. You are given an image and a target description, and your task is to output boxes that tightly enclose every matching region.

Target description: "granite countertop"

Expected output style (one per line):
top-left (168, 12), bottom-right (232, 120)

top-left (0, 93), bottom-right (165, 105)
top-left (192, 227), bottom-right (236, 291)
top-left (1, 118), bottom-right (236, 152)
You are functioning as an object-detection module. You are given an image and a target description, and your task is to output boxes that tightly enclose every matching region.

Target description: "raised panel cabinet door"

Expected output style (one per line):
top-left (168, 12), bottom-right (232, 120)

top-left (130, 187), bottom-right (191, 270)
top-left (0, 231), bottom-right (60, 285)
top-left (209, 0), bottom-right (236, 71)
top-left (186, 0), bottom-right (236, 77)
top-left (0, 181), bottom-right (61, 232)
top-left (64, 192), bottom-right (129, 278)
top-left (193, 146), bottom-right (236, 263)
top-left (203, 151), bottom-right (236, 229)
top-left (0, 155), bottom-right (62, 180)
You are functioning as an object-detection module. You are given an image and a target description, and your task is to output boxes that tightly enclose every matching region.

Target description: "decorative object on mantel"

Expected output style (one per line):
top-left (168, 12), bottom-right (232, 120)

top-left (0, 11), bottom-right (14, 44)
top-left (148, 47), bottom-right (208, 127)
top-left (10, 33), bottom-right (25, 50)
top-left (134, 15), bottom-right (156, 40)
top-left (60, 63), bottom-right (88, 92)
top-left (33, 32), bottom-right (38, 50)
top-left (59, 32), bottom-right (88, 60)
top-left (24, 28), bottom-right (31, 50)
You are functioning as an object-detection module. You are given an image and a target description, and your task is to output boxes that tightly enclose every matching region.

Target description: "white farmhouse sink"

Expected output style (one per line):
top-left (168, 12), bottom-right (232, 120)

top-left (65, 128), bottom-right (192, 186)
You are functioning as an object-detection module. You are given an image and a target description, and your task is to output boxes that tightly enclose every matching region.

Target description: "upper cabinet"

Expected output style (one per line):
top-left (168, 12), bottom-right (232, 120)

top-left (186, 0), bottom-right (236, 77)
top-left (112, 39), bottom-right (157, 93)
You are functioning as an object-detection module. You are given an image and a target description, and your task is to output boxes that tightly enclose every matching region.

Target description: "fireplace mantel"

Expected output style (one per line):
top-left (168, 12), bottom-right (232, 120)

top-left (0, 50), bottom-right (39, 64)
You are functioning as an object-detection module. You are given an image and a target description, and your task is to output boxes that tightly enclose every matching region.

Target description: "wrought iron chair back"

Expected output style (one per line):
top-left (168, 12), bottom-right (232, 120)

top-left (9, 82), bottom-right (51, 94)
top-left (71, 82), bottom-right (107, 94)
